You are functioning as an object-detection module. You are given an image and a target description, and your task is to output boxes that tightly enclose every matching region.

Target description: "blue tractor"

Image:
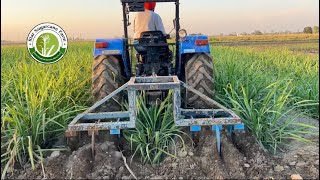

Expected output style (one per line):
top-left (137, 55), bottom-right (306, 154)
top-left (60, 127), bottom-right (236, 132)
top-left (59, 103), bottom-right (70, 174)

top-left (66, 0), bottom-right (244, 155)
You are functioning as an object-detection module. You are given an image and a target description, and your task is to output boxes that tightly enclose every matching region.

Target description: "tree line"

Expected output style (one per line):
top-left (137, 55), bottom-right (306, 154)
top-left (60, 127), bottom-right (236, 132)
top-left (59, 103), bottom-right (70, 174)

top-left (222, 26), bottom-right (319, 36)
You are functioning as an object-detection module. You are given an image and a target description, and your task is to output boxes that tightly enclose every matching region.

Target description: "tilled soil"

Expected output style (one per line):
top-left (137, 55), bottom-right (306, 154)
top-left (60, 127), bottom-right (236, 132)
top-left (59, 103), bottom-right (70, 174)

top-left (5, 128), bottom-right (319, 179)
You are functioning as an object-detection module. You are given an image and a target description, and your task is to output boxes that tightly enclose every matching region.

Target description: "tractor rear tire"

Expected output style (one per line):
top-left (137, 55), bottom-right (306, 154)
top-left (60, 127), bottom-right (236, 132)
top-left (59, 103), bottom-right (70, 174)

top-left (185, 53), bottom-right (215, 109)
top-left (92, 55), bottom-right (124, 112)
top-left (92, 55), bottom-right (126, 150)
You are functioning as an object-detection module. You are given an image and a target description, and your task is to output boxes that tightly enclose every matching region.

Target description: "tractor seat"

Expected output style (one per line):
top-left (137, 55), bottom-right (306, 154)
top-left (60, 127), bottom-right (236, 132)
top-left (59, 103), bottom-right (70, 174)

top-left (133, 31), bottom-right (168, 55)
top-left (140, 31), bottom-right (167, 42)
top-left (133, 41), bottom-right (147, 54)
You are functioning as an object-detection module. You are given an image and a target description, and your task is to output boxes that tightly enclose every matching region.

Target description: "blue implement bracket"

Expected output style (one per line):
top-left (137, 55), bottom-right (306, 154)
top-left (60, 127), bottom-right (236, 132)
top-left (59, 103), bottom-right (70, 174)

top-left (229, 125), bottom-right (233, 137)
top-left (190, 126), bottom-right (201, 132)
top-left (110, 129), bottom-right (120, 135)
top-left (212, 125), bottom-right (222, 131)
top-left (234, 123), bottom-right (245, 131)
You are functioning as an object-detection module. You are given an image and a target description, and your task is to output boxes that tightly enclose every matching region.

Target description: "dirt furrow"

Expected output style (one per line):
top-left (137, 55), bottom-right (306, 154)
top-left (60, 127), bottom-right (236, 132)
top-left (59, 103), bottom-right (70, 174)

top-left (220, 133), bottom-right (246, 179)
top-left (6, 129), bottom-right (319, 179)
top-left (194, 130), bottom-right (229, 179)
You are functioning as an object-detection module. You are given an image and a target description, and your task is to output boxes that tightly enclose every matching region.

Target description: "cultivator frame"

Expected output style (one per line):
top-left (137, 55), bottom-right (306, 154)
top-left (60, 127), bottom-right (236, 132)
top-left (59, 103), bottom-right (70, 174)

top-left (66, 76), bottom-right (244, 154)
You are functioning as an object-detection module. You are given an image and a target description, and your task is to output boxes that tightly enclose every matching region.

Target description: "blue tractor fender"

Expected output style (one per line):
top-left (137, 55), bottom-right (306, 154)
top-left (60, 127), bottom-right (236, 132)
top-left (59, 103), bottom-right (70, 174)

top-left (93, 38), bottom-right (131, 78)
top-left (177, 34), bottom-right (211, 77)
top-left (179, 34), bottom-right (211, 55)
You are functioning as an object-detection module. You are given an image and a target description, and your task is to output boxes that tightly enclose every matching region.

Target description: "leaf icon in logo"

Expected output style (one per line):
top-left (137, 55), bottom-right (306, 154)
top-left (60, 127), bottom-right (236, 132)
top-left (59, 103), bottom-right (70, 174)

top-left (36, 33), bottom-right (59, 57)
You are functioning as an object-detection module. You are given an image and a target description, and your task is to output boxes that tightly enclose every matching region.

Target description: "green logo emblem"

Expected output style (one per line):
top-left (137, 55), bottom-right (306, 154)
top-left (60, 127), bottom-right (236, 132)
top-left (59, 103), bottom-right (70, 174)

top-left (27, 23), bottom-right (68, 64)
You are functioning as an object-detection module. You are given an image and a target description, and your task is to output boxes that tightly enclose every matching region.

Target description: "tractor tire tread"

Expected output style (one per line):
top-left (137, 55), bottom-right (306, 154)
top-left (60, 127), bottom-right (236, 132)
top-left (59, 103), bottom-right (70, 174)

top-left (92, 55), bottom-right (123, 112)
top-left (185, 53), bottom-right (215, 108)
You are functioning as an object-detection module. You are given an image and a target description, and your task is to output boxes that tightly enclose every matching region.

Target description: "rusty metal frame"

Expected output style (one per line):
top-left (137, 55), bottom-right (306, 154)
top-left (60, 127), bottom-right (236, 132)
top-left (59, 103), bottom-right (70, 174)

top-left (174, 81), bottom-right (242, 126)
top-left (66, 75), bottom-right (243, 136)
top-left (66, 76), bottom-right (179, 136)
top-left (66, 82), bottom-right (131, 136)
top-left (127, 76), bottom-right (180, 90)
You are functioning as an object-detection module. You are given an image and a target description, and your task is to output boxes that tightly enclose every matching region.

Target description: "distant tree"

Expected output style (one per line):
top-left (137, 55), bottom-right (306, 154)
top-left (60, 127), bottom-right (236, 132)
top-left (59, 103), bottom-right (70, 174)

top-left (303, 26), bottom-right (313, 34)
top-left (252, 30), bottom-right (263, 35)
top-left (219, 33), bottom-right (224, 36)
top-left (228, 32), bottom-right (237, 36)
top-left (284, 30), bottom-right (292, 34)
top-left (240, 32), bottom-right (248, 35)
top-left (313, 26), bottom-right (319, 34)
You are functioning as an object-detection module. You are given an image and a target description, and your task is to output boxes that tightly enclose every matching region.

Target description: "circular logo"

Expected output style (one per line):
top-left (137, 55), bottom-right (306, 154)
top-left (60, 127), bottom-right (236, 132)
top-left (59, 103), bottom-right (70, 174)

top-left (27, 22), bottom-right (68, 64)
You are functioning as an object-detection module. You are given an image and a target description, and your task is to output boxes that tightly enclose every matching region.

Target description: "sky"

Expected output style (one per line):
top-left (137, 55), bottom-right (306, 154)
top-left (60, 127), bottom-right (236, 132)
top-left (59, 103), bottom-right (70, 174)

top-left (1, 0), bottom-right (319, 41)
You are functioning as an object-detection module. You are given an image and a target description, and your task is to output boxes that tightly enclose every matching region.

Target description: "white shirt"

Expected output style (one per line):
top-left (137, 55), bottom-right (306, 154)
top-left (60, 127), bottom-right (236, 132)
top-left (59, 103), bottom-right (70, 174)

top-left (133, 10), bottom-right (166, 39)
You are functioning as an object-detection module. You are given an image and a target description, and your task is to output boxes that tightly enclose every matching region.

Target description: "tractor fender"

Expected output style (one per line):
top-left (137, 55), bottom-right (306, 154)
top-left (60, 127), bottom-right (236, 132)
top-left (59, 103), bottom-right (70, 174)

top-left (177, 35), bottom-right (211, 77)
top-left (93, 38), bottom-right (131, 78)
top-left (93, 38), bottom-right (125, 58)
top-left (179, 35), bottom-right (211, 55)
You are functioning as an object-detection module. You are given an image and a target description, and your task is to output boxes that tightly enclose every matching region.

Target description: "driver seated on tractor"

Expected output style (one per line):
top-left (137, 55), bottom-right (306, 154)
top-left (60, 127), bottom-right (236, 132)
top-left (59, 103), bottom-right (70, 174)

top-left (133, 2), bottom-right (166, 39)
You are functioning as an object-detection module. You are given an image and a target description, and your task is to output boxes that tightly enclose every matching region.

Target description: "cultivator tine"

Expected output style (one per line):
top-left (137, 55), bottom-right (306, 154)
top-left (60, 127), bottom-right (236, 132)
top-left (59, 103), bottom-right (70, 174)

top-left (190, 116), bottom-right (201, 147)
top-left (78, 131), bottom-right (82, 142)
top-left (216, 126), bottom-right (220, 154)
top-left (190, 126), bottom-right (201, 147)
top-left (212, 124), bottom-right (222, 155)
top-left (91, 130), bottom-right (96, 158)
top-left (65, 130), bottom-right (79, 151)
top-left (65, 130), bottom-right (78, 138)
top-left (88, 122), bottom-right (99, 158)
top-left (116, 118), bottom-right (121, 139)
top-left (110, 129), bottom-right (122, 150)
top-left (228, 125), bottom-right (233, 137)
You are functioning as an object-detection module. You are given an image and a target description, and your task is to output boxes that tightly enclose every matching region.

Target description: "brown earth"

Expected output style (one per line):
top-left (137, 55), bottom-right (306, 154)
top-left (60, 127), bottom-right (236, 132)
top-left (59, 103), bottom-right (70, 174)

top-left (5, 126), bottom-right (319, 180)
